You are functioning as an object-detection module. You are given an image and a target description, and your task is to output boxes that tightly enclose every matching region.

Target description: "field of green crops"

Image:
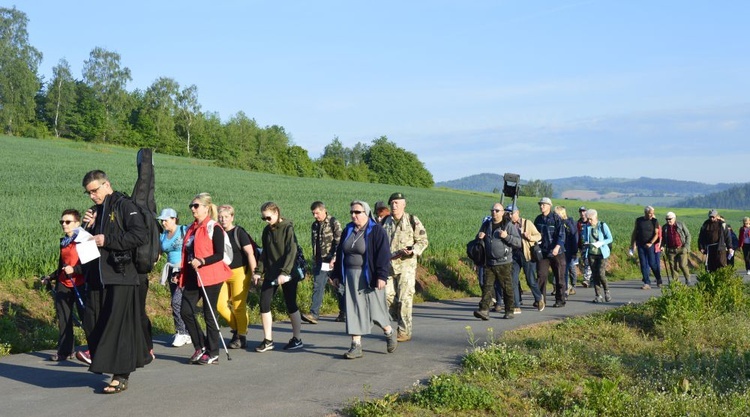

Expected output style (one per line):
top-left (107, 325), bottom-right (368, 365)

top-left (1, 135), bottom-right (746, 281)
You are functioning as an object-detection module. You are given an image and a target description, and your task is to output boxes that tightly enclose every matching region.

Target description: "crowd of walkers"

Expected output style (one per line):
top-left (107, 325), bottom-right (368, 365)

top-left (44, 169), bottom-right (428, 394)
top-left (43, 170), bottom-right (743, 394)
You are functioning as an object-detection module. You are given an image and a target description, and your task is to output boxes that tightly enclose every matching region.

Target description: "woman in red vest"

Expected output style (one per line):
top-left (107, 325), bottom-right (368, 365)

top-left (179, 193), bottom-right (231, 365)
top-left (43, 209), bottom-right (86, 361)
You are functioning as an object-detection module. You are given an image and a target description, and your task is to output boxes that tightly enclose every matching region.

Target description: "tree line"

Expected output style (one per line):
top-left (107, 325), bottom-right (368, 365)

top-left (0, 7), bottom-right (433, 188)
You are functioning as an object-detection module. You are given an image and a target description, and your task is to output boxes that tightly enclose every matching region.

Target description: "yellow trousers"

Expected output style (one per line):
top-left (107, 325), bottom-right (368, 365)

top-left (217, 267), bottom-right (250, 335)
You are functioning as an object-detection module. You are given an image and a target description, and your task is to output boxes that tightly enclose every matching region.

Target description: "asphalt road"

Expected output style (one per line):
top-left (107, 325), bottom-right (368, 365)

top-left (0, 278), bottom-right (663, 417)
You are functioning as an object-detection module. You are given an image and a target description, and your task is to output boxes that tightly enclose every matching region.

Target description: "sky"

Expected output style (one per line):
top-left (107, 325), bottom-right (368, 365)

top-left (16, 1), bottom-right (750, 184)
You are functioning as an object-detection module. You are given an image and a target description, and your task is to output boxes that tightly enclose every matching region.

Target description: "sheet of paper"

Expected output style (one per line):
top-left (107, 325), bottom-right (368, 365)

top-left (73, 227), bottom-right (93, 243)
top-left (593, 241), bottom-right (603, 249)
top-left (320, 263), bottom-right (331, 271)
top-left (76, 240), bottom-right (100, 264)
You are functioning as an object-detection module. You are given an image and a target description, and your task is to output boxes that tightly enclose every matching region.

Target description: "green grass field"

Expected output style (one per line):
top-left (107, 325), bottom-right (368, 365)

top-left (1, 134), bottom-right (745, 281)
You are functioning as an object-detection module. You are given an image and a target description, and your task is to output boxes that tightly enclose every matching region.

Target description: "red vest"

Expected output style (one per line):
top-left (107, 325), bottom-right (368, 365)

top-left (58, 243), bottom-right (85, 287)
top-left (179, 218), bottom-right (231, 287)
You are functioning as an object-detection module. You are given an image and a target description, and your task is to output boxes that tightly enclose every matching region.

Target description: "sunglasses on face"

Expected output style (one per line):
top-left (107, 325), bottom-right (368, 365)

top-left (491, 209), bottom-right (502, 213)
top-left (189, 203), bottom-right (201, 209)
top-left (350, 210), bottom-right (364, 215)
top-left (59, 220), bottom-right (74, 225)
top-left (261, 216), bottom-right (273, 221)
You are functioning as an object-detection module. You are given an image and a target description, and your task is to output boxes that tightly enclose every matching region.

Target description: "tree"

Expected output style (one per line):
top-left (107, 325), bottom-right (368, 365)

top-left (176, 84), bottom-right (200, 155)
top-left (44, 58), bottom-right (76, 137)
top-left (82, 47), bottom-right (132, 142)
top-left (519, 179), bottom-right (554, 198)
top-left (363, 136), bottom-right (434, 188)
top-left (136, 77), bottom-right (180, 152)
top-left (0, 7), bottom-right (42, 135)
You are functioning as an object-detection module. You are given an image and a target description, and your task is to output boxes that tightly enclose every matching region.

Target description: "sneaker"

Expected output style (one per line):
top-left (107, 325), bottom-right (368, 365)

top-left (473, 310), bottom-right (490, 321)
top-left (344, 342), bottom-right (363, 359)
top-left (301, 313), bottom-right (318, 324)
top-left (188, 347), bottom-right (206, 364)
top-left (746, 270), bottom-right (750, 276)
top-left (553, 301), bottom-right (566, 308)
top-left (568, 288), bottom-right (576, 295)
top-left (172, 333), bottom-right (191, 347)
top-left (582, 280), bottom-right (590, 288)
top-left (197, 353), bottom-right (219, 365)
top-left (386, 330), bottom-right (397, 353)
top-left (604, 291), bottom-right (612, 302)
top-left (513, 307), bottom-right (522, 315)
top-left (593, 296), bottom-right (604, 303)
top-left (641, 284), bottom-right (651, 290)
top-left (335, 312), bottom-right (346, 322)
top-left (229, 335), bottom-right (246, 349)
top-left (75, 349), bottom-right (92, 365)
top-left (502, 312), bottom-right (515, 319)
top-left (537, 300), bottom-right (545, 312)
top-left (255, 339), bottom-right (274, 353)
top-left (283, 337), bottom-right (303, 350)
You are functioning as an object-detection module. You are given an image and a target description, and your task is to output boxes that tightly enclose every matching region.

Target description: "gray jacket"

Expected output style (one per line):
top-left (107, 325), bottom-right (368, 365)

top-left (478, 219), bottom-right (522, 266)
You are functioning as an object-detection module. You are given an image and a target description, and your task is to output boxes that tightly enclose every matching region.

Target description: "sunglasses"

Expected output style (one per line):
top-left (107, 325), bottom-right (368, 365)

top-left (261, 216), bottom-right (273, 221)
top-left (189, 203), bottom-right (201, 209)
top-left (491, 209), bottom-right (502, 213)
top-left (59, 220), bottom-right (75, 225)
top-left (350, 210), bottom-right (364, 215)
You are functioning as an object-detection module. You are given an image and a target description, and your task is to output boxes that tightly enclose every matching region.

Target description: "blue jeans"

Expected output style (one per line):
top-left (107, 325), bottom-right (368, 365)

top-left (310, 265), bottom-right (329, 317)
top-left (637, 245), bottom-right (662, 285)
top-left (565, 255), bottom-right (577, 291)
top-left (512, 251), bottom-right (542, 306)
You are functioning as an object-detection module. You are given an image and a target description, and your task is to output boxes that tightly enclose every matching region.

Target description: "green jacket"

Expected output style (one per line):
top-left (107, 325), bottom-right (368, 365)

top-left (255, 219), bottom-right (297, 280)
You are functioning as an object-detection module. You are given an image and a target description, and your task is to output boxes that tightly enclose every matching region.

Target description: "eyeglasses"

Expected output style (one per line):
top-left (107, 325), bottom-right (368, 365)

top-left (83, 183), bottom-right (104, 195)
top-left (491, 209), bottom-right (502, 213)
top-left (59, 220), bottom-right (74, 225)
top-left (189, 203), bottom-right (201, 209)
top-left (350, 210), bottom-right (364, 215)
top-left (261, 216), bottom-right (273, 221)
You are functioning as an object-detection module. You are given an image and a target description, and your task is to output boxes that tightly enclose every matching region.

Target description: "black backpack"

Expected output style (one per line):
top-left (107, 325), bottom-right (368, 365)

top-left (129, 149), bottom-right (161, 274)
top-left (466, 237), bottom-right (485, 266)
top-left (232, 225), bottom-right (262, 266)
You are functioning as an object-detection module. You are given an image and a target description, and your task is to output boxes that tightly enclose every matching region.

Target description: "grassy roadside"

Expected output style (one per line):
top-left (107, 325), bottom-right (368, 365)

top-left (344, 267), bottom-right (750, 416)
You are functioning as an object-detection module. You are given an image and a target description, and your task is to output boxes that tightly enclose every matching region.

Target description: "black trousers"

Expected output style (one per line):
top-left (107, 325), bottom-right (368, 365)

top-left (138, 274), bottom-right (153, 351)
top-left (537, 253), bottom-right (567, 303)
top-left (54, 282), bottom-right (85, 356)
top-left (181, 283), bottom-right (222, 357)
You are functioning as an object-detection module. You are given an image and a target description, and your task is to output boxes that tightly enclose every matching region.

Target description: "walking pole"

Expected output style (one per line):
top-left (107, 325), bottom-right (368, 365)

top-left (194, 268), bottom-right (232, 361)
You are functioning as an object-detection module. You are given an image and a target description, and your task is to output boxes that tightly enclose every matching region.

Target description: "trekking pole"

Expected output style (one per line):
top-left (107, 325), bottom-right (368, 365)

top-left (194, 269), bottom-right (232, 361)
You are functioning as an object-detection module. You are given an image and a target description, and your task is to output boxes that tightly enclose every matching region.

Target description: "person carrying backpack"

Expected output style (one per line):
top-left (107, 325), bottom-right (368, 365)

top-left (302, 201), bottom-right (343, 324)
top-left (179, 193), bottom-right (232, 365)
top-left (582, 209), bottom-right (614, 303)
top-left (216, 205), bottom-right (258, 349)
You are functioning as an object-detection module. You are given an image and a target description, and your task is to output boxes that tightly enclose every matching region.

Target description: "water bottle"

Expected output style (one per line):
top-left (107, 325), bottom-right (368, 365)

top-left (628, 248), bottom-right (634, 257)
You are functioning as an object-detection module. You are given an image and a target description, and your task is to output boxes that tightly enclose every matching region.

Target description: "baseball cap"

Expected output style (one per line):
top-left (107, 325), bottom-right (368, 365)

top-left (388, 192), bottom-right (406, 204)
top-left (579, 206), bottom-right (587, 212)
top-left (374, 201), bottom-right (388, 211)
top-left (504, 204), bottom-right (518, 212)
top-left (538, 197), bottom-right (552, 205)
top-left (665, 211), bottom-right (675, 220)
top-left (708, 209), bottom-right (718, 217)
top-left (157, 208), bottom-right (178, 220)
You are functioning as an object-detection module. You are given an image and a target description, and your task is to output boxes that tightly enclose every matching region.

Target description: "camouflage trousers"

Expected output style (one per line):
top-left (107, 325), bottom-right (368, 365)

top-left (386, 267), bottom-right (416, 337)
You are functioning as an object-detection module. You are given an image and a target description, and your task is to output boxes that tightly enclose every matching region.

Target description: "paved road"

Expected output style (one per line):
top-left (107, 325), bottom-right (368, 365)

top-left (0, 279), bottom-right (661, 417)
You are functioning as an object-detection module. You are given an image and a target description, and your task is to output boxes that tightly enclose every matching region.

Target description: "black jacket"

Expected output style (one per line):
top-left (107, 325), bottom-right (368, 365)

top-left (90, 191), bottom-right (148, 286)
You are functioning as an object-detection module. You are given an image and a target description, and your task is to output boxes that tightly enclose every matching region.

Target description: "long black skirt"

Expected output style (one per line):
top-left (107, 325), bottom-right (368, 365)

top-left (89, 284), bottom-right (149, 375)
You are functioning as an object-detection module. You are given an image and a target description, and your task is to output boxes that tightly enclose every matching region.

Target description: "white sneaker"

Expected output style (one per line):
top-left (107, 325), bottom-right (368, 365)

top-left (172, 333), bottom-right (191, 347)
top-left (746, 270), bottom-right (750, 275)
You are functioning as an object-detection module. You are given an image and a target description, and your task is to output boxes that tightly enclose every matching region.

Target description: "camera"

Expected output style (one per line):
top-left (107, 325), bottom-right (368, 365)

top-left (110, 250), bottom-right (132, 273)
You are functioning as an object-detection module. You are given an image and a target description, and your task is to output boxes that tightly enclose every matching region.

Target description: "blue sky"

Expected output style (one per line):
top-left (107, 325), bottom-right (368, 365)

top-left (19, 1), bottom-right (750, 184)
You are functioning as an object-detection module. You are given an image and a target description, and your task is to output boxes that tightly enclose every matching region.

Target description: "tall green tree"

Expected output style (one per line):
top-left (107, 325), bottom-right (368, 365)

top-left (364, 136), bottom-right (434, 188)
top-left (519, 179), bottom-right (554, 198)
top-left (82, 47), bottom-right (132, 142)
top-left (176, 84), bottom-right (200, 155)
top-left (44, 58), bottom-right (76, 137)
top-left (0, 7), bottom-right (42, 135)
top-left (137, 77), bottom-right (180, 152)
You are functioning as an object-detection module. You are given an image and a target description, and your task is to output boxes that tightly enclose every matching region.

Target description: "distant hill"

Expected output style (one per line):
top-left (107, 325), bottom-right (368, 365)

top-left (436, 174), bottom-right (740, 206)
top-left (675, 183), bottom-right (750, 210)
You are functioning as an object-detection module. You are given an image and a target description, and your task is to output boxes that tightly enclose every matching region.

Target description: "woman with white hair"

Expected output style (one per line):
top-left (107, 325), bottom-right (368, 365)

top-left (330, 200), bottom-right (397, 359)
top-left (582, 209), bottom-right (614, 303)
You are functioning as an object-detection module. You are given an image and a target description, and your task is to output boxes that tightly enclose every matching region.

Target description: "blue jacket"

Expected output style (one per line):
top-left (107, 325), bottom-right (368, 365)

top-left (582, 221), bottom-right (614, 259)
top-left (563, 218), bottom-right (579, 259)
top-left (332, 218), bottom-right (391, 288)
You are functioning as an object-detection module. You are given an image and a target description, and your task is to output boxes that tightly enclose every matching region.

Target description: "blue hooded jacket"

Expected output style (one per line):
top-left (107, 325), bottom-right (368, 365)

top-left (332, 218), bottom-right (391, 288)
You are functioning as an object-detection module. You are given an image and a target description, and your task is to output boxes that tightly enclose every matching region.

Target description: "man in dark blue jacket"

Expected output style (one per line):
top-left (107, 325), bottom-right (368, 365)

top-left (534, 197), bottom-right (567, 308)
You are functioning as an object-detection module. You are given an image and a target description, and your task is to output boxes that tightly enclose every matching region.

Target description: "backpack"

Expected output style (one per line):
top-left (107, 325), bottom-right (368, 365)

top-left (231, 225), bottom-right (262, 266)
top-left (292, 230), bottom-right (307, 281)
top-left (466, 237), bottom-right (485, 266)
top-left (119, 148), bottom-right (162, 274)
top-left (206, 219), bottom-right (233, 265)
top-left (599, 221), bottom-right (613, 251)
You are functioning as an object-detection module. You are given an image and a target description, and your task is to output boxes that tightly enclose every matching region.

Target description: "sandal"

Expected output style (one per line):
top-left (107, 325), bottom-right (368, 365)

top-left (101, 376), bottom-right (128, 394)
